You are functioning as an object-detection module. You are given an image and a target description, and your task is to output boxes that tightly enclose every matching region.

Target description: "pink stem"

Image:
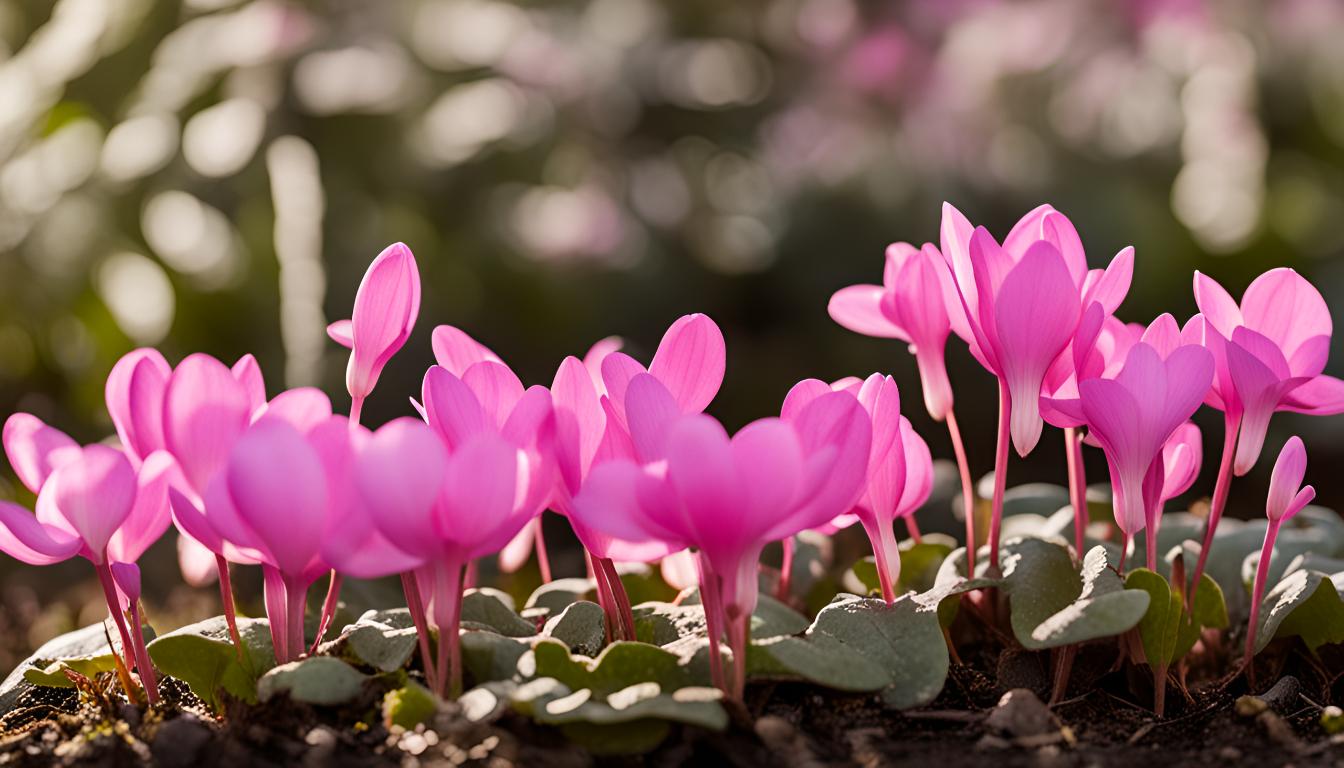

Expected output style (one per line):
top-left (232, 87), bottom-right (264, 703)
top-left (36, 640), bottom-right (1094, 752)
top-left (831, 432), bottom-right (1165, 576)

top-left (861, 517), bottom-right (899, 604)
top-left (776, 537), bottom-right (795, 601)
top-left (284, 575), bottom-right (308, 661)
top-left (600, 558), bottom-right (637, 641)
top-left (432, 560), bottom-right (465, 699)
top-left (988, 381), bottom-right (1011, 571)
top-left (126, 600), bottom-right (160, 706)
top-left (727, 610), bottom-right (750, 701)
top-left (1190, 413), bottom-right (1239, 603)
top-left (1117, 532), bottom-right (1131, 573)
top-left (534, 518), bottom-right (552, 584)
top-left (946, 409), bottom-right (978, 572)
top-left (905, 516), bottom-right (922, 543)
top-left (309, 571), bottom-right (343, 655)
top-left (94, 562), bottom-right (139, 683)
top-left (463, 560), bottom-right (478, 590)
top-left (696, 552), bottom-right (728, 694)
top-left (1064, 427), bottom-right (1088, 559)
top-left (349, 395), bottom-right (365, 428)
top-left (215, 554), bottom-right (245, 662)
top-left (262, 565), bottom-right (289, 664)
top-left (588, 551), bottom-right (617, 643)
top-left (1245, 518), bottom-right (1281, 666)
top-left (1146, 527), bottom-right (1159, 572)
top-left (401, 571), bottom-right (437, 692)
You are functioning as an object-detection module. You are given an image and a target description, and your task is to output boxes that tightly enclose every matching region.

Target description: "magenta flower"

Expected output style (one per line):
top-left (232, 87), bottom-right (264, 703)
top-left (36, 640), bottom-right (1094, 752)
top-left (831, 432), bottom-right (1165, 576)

top-left (327, 242), bottom-right (422, 423)
top-left (1245, 436), bottom-right (1316, 662)
top-left (598, 313), bottom-right (726, 440)
top-left (572, 385), bottom-right (871, 698)
top-left (355, 415), bottom-right (555, 697)
top-left (1046, 328), bottom-right (1213, 567)
top-left (1154, 422), bottom-right (1202, 530)
top-left (782, 374), bottom-right (932, 603)
top-left (0, 419), bottom-right (172, 704)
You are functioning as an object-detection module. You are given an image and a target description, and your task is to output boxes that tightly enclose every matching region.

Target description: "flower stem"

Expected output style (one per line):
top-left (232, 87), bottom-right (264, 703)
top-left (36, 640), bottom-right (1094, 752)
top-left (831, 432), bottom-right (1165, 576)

top-left (861, 518), bottom-right (900, 604)
top-left (599, 557), bottom-right (637, 642)
top-left (349, 395), bottom-right (364, 428)
top-left (94, 562), bottom-right (141, 698)
top-left (310, 571), bottom-right (343, 655)
top-left (534, 518), bottom-right (552, 584)
top-left (1153, 662), bottom-right (1169, 717)
top-left (696, 552), bottom-right (728, 694)
top-left (126, 599), bottom-right (160, 706)
top-left (1190, 413), bottom-right (1239, 604)
top-left (432, 560), bottom-right (465, 699)
top-left (1049, 645), bottom-right (1076, 705)
top-left (262, 565), bottom-right (288, 664)
top-left (1118, 533), bottom-right (1131, 573)
top-left (727, 610), bottom-right (749, 701)
top-left (905, 516), bottom-right (922, 543)
top-left (215, 554), bottom-right (245, 663)
top-left (1064, 427), bottom-right (1088, 559)
top-left (589, 551), bottom-right (617, 643)
top-left (945, 409), bottom-right (978, 571)
top-left (988, 382), bottom-right (1011, 572)
top-left (284, 575), bottom-right (308, 661)
top-left (776, 537), bottom-right (794, 602)
top-left (401, 571), bottom-right (437, 692)
top-left (1244, 518), bottom-right (1281, 674)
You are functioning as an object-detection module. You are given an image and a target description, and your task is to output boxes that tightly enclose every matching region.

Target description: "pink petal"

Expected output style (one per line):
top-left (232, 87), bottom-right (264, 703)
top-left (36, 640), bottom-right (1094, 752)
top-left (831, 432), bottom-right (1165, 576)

top-left (582, 337), bottom-right (623, 390)
top-left (105, 349), bottom-right (171, 463)
top-left (1226, 336), bottom-right (1290, 475)
top-left (259, 387), bottom-right (334, 433)
top-left (599, 351), bottom-right (648, 430)
top-left (1159, 422), bottom-right (1202, 503)
top-left (551, 356), bottom-right (605, 490)
top-left (500, 385), bottom-right (555, 452)
top-left (782, 391), bottom-right (872, 537)
top-left (896, 418), bottom-right (933, 516)
top-left (441, 434), bottom-right (524, 557)
top-left (994, 242), bottom-right (1082, 456)
top-left (1287, 335), bottom-right (1330, 379)
top-left (162, 354), bottom-right (253, 495)
top-left (660, 549), bottom-right (698, 590)
top-left (498, 519), bottom-right (536, 573)
top-left (1140, 313), bottom-right (1182, 360)
top-left (169, 488), bottom-right (222, 553)
top-left (106, 450), bottom-right (174, 564)
top-left (355, 418), bottom-right (448, 561)
top-left (780, 378), bottom-right (832, 421)
top-left (882, 246), bottom-right (951, 351)
top-left (461, 361), bottom-right (525, 430)
top-left (625, 374), bottom-right (683, 463)
top-left (110, 562), bottom-right (141, 601)
top-left (1081, 247), bottom-right (1134, 314)
top-left (326, 320), bottom-right (354, 349)
top-left (648, 314), bottom-right (726, 414)
top-left (0, 500), bottom-right (82, 565)
top-left (1266, 435), bottom-right (1307, 522)
top-left (732, 419), bottom-right (804, 526)
top-left (1155, 345), bottom-right (1215, 442)
top-left (1283, 486), bottom-right (1316, 523)
top-left (176, 533), bottom-right (219, 586)
top-left (573, 460), bottom-right (667, 546)
top-left (856, 373), bottom-right (903, 476)
top-left (1001, 204), bottom-right (1054, 261)
top-left (231, 354), bottom-right (267, 417)
top-left (422, 366), bottom-right (488, 450)
top-left (1037, 208), bottom-right (1089, 286)
top-left (664, 415), bottom-right (740, 556)
top-left (346, 243), bottom-right (421, 399)
top-left (1240, 268), bottom-right (1331, 362)
top-left (828, 285), bottom-right (907, 340)
top-left (1077, 378), bottom-right (1146, 535)
top-left (1281, 375), bottom-right (1344, 415)
top-left (431, 325), bottom-right (502, 376)
top-left (226, 419), bottom-right (329, 575)
top-left (3, 413), bottom-right (79, 494)
top-left (49, 445), bottom-right (138, 559)
top-left (1192, 271), bottom-right (1242, 340)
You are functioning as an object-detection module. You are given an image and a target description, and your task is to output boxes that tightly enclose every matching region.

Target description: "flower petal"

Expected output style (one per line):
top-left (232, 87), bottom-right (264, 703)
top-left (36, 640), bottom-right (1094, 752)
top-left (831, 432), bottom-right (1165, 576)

top-left (1240, 268), bottom-right (1331, 360)
top-left (106, 349), bottom-right (172, 463)
top-left (50, 445), bottom-right (138, 559)
top-left (226, 419), bottom-right (329, 575)
top-left (232, 354), bottom-right (267, 416)
top-left (422, 365), bottom-right (488, 449)
top-left (356, 418), bottom-right (448, 561)
top-left (1266, 435), bottom-right (1307, 522)
top-left (3, 413), bottom-right (79, 494)
top-left (431, 325), bottom-right (502, 376)
top-left (0, 501), bottom-right (82, 565)
top-left (1281, 375), bottom-right (1344, 415)
top-left (648, 314), bottom-right (726, 414)
top-left (1192, 271), bottom-right (1242, 339)
top-left (259, 387), bottom-right (333, 433)
top-left (625, 374), bottom-right (683, 463)
top-left (347, 243), bottom-right (421, 399)
top-left (551, 356), bottom-right (604, 490)
top-left (828, 285), bottom-right (907, 340)
top-left (176, 534), bottom-right (219, 586)
top-left (162, 354), bottom-right (253, 495)
top-left (326, 319), bottom-right (354, 348)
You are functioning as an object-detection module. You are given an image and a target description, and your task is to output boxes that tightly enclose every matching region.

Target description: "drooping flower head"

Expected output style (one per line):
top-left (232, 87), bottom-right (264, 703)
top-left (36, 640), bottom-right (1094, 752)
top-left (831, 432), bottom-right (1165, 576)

top-left (1187, 269), bottom-right (1344, 475)
top-left (1265, 436), bottom-right (1315, 524)
top-left (328, 242), bottom-right (422, 408)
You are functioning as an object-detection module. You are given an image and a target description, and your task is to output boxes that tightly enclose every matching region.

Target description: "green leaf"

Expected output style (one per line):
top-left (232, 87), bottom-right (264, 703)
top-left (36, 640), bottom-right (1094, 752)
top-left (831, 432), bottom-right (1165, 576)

top-left (845, 535), bottom-right (956, 598)
top-left (510, 677), bottom-right (726, 754)
top-left (746, 634), bottom-right (888, 692)
top-left (675, 591), bottom-right (807, 639)
top-left (383, 680), bottom-right (438, 729)
top-left (543, 601), bottom-right (606, 657)
top-left (338, 609), bottom-right (419, 672)
top-left (631, 602), bottom-right (705, 647)
top-left (1124, 568), bottom-right (1225, 666)
top-left (461, 589), bottom-right (536, 637)
top-left (461, 630), bottom-right (530, 686)
top-left (147, 616), bottom-right (275, 710)
top-left (1002, 542), bottom-right (1150, 650)
top-left (1254, 569), bottom-right (1344, 654)
top-left (523, 578), bottom-right (595, 618)
top-left (527, 638), bottom-right (690, 697)
top-left (257, 657), bottom-right (369, 705)
top-left (15, 621), bottom-right (153, 690)
top-left (809, 595), bottom-right (950, 708)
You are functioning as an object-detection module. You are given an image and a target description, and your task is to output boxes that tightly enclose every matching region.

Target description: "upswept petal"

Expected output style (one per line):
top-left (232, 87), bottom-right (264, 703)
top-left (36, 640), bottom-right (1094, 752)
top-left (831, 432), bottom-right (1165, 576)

top-left (50, 445), bottom-right (138, 559)
top-left (431, 325), bottom-right (502, 376)
top-left (1225, 337), bottom-right (1292, 476)
top-left (0, 501), bottom-right (82, 565)
top-left (664, 415), bottom-right (740, 557)
top-left (994, 242), bottom-right (1082, 456)
top-left (326, 320), bottom-right (354, 349)
top-left (1280, 375), bottom-right (1344, 415)
top-left (231, 354), bottom-right (267, 416)
top-left (1140, 314), bottom-right (1182, 359)
top-left (226, 419), bottom-right (329, 575)
top-left (1156, 345), bottom-right (1215, 437)
top-left (462, 361), bottom-right (526, 430)
top-left (260, 387), bottom-right (333, 433)
top-left (572, 460), bottom-right (668, 546)
top-left (551, 356), bottom-right (604, 490)
top-left (828, 285), bottom-right (907, 340)
top-left (1037, 208), bottom-right (1089, 286)
top-left (107, 451), bottom-right (174, 564)
top-left (598, 352), bottom-right (647, 430)
top-left (1077, 378), bottom-right (1146, 535)
top-left (896, 419), bottom-right (933, 515)
top-left (779, 392), bottom-right (872, 537)
top-left (779, 378), bottom-right (831, 420)
top-left (1266, 436), bottom-right (1307, 522)
top-left (1240, 268), bottom-right (1331, 359)
top-left (1159, 423), bottom-right (1202, 503)
top-left (882, 247), bottom-right (950, 349)
top-left (625, 374), bottom-right (686, 464)
top-left (106, 349), bottom-right (171, 463)
top-left (1192, 271), bottom-right (1242, 339)
top-left (355, 419), bottom-right (448, 561)
top-left (446, 437), bottom-right (531, 559)
top-left (731, 419), bottom-right (803, 527)
top-left (347, 242), bottom-right (421, 398)
top-left (648, 314), bottom-right (726, 414)
top-left (1081, 247), bottom-right (1134, 314)
top-left (582, 337), bottom-right (623, 392)
top-left (162, 354), bottom-right (253, 495)
top-left (3, 413), bottom-right (79, 494)
top-left (422, 366), bottom-right (488, 449)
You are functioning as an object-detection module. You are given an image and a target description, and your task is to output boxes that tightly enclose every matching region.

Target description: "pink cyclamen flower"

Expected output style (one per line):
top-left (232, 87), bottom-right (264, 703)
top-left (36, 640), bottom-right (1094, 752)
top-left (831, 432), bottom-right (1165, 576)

top-left (356, 415), bottom-right (555, 698)
top-left (1046, 330), bottom-right (1214, 562)
top-left (1246, 436), bottom-right (1316, 660)
top-left (828, 242), bottom-right (964, 420)
top-left (572, 385), bottom-right (871, 698)
top-left (327, 242), bottom-right (421, 421)
top-left (781, 374), bottom-right (932, 603)
top-left (1189, 269), bottom-right (1344, 476)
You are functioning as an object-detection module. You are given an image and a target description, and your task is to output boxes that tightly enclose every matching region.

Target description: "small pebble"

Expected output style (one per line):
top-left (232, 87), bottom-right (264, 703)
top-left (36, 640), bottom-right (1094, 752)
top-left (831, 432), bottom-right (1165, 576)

top-left (1321, 706), bottom-right (1344, 735)
top-left (1235, 695), bottom-right (1268, 717)
top-left (1218, 746), bottom-right (1243, 760)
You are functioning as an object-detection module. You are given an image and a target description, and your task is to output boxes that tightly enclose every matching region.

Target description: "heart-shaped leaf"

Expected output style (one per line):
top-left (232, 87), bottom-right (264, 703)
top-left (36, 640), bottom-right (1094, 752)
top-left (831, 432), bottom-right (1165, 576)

top-left (808, 594), bottom-right (950, 708)
top-left (147, 616), bottom-right (275, 709)
top-left (337, 608), bottom-right (419, 672)
top-left (526, 638), bottom-right (691, 697)
top-left (543, 601), bottom-right (606, 657)
top-left (1124, 567), bottom-right (1226, 667)
top-left (461, 589), bottom-right (536, 637)
top-left (524, 578), bottom-right (596, 618)
top-left (461, 630), bottom-right (530, 686)
top-left (631, 602), bottom-right (705, 647)
top-left (12, 622), bottom-right (137, 695)
top-left (511, 677), bottom-right (726, 754)
top-left (257, 656), bottom-right (369, 705)
top-left (1002, 542), bottom-right (1150, 649)
top-left (846, 535), bottom-right (956, 598)
top-left (1253, 569), bottom-right (1344, 655)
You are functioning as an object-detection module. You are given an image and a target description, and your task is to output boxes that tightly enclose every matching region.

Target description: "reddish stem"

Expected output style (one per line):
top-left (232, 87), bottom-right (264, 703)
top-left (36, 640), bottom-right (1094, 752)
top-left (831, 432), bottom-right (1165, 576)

top-left (988, 382), bottom-right (1011, 571)
top-left (1064, 427), bottom-right (1088, 559)
top-left (1245, 518), bottom-right (1281, 669)
top-left (945, 409), bottom-right (978, 571)
top-left (349, 395), bottom-right (365, 428)
top-left (463, 560), bottom-right (478, 590)
top-left (310, 571), bottom-right (343, 655)
top-left (696, 553), bottom-right (728, 694)
top-left (1049, 645), bottom-right (1076, 705)
top-left (401, 571), bottom-right (437, 692)
top-left (432, 560), bottom-right (465, 699)
top-left (534, 518), bottom-right (553, 584)
top-left (727, 610), bottom-right (749, 700)
top-left (1190, 413), bottom-right (1239, 604)
top-left (215, 554), bottom-right (245, 663)
top-left (776, 537), bottom-right (794, 602)
top-left (599, 558), bottom-right (637, 642)
top-left (284, 574), bottom-right (308, 661)
top-left (94, 562), bottom-right (141, 696)
top-left (262, 565), bottom-right (288, 663)
top-left (126, 600), bottom-right (160, 706)
top-left (905, 516), bottom-right (922, 543)
top-left (861, 517), bottom-right (900, 603)
top-left (588, 551), bottom-right (617, 643)
top-left (1117, 532), bottom-right (1131, 573)
top-left (1153, 662), bottom-right (1169, 717)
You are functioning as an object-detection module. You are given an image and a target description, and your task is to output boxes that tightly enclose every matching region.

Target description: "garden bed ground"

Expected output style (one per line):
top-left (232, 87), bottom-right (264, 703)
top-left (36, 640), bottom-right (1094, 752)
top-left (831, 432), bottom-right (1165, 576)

top-left (1, 641), bottom-right (1339, 768)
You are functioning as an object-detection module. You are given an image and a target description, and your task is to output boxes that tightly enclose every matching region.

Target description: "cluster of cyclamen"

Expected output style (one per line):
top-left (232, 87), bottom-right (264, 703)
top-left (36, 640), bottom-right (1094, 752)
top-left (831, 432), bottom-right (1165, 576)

top-left (2, 203), bottom-right (1341, 706)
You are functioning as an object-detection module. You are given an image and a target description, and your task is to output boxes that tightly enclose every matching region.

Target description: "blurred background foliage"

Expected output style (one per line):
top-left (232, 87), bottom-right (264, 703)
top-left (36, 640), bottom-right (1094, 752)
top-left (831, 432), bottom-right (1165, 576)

top-left (0, 0), bottom-right (1343, 667)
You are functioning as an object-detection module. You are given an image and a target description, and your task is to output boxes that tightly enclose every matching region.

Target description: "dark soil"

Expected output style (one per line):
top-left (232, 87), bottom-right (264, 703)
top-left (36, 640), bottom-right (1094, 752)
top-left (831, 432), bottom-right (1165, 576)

top-left (2, 634), bottom-right (1341, 768)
